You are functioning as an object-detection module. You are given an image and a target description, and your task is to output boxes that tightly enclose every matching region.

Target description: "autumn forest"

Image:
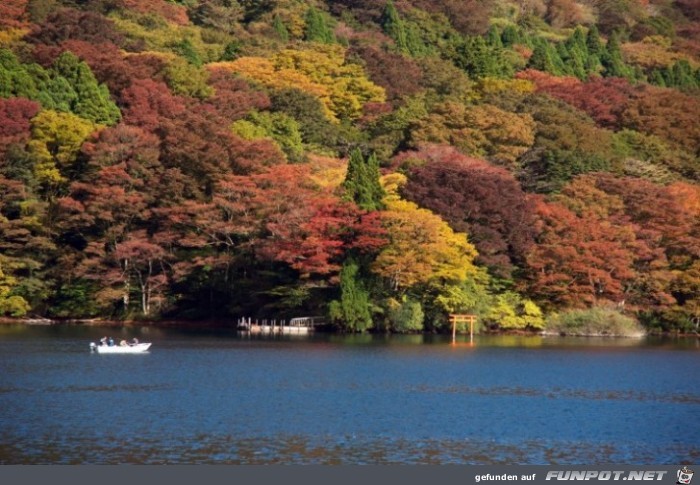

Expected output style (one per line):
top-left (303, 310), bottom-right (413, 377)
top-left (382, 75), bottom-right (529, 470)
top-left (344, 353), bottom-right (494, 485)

top-left (1, 0), bottom-right (699, 334)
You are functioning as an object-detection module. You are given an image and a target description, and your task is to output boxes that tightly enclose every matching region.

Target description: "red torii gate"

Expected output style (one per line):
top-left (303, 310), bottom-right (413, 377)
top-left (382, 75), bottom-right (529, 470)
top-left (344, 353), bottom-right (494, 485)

top-left (448, 314), bottom-right (477, 345)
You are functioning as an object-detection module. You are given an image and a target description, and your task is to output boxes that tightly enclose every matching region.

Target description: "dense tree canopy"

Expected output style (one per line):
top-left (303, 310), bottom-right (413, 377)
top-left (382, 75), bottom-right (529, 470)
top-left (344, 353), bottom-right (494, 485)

top-left (0, 0), bottom-right (698, 334)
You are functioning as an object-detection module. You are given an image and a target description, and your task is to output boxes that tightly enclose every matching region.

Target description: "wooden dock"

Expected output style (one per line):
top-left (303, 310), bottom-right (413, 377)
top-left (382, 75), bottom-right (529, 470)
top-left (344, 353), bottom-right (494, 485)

top-left (237, 316), bottom-right (325, 334)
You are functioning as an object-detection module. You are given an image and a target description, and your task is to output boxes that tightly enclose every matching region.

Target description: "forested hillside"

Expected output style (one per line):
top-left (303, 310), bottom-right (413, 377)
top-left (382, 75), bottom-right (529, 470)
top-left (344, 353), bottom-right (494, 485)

top-left (1, 0), bottom-right (699, 333)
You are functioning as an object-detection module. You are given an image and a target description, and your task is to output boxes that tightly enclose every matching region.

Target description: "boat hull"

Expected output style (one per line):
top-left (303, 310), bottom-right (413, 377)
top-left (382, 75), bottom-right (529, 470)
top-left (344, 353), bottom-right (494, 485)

top-left (92, 343), bottom-right (151, 354)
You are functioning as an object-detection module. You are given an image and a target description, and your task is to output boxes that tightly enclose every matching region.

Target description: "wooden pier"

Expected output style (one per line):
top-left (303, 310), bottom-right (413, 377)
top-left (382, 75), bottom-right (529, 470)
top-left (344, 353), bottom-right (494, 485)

top-left (237, 316), bottom-right (325, 334)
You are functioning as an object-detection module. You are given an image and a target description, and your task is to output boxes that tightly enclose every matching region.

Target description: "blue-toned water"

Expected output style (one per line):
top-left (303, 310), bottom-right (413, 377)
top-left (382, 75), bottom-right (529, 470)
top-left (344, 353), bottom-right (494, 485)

top-left (0, 325), bottom-right (698, 464)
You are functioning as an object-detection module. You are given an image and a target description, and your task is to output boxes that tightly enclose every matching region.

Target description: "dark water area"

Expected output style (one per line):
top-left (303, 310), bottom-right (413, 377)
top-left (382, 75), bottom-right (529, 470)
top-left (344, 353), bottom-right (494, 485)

top-left (0, 324), bottom-right (698, 464)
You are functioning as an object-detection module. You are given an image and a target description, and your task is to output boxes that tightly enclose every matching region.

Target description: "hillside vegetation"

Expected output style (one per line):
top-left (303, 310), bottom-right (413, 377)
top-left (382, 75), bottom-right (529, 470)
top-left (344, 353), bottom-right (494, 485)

top-left (1, 0), bottom-right (699, 334)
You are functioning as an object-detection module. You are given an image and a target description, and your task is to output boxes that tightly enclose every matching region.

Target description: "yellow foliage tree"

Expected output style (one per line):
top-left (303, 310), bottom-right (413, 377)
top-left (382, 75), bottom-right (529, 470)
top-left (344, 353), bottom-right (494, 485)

top-left (111, 12), bottom-right (226, 63)
top-left (410, 102), bottom-right (535, 168)
top-left (27, 110), bottom-right (99, 191)
top-left (0, 256), bottom-right (30, 317)
top-left (372, 190), bottom-right (479, 291)
top-left (211, 45), bottom-right (385, 121)
top-left (0, 28), bottom-right (28, 46)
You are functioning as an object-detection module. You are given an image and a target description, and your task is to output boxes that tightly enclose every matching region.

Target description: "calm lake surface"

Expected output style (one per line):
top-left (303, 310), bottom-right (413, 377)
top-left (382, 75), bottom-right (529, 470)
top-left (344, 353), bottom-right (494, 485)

top-left (0, 324), bottom-right (698, 464)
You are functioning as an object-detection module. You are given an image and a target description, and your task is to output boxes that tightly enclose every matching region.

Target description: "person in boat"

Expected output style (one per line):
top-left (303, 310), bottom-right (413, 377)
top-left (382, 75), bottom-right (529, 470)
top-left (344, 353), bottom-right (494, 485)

top-left (131, 338), bottom-right (139, 345)
top-left (108, 337), bottom-right (114, 346)
top-left (119, 339), bottom-right (127, 346)
top-left (100, 336), bottom-right (107, 346)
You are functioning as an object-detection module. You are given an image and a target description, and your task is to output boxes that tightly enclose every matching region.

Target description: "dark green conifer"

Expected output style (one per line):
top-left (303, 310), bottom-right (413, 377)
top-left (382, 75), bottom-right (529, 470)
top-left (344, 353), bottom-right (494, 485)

top-left (586, 25), bottom-right (603, 56)
top-left (527, 40), bottom-right (564, 76)
top-left (501, 25), bottom-right (520, 47)
top-left (601, 32), bottom-right (633, 79)
top-left (329, 259), bottom-right (373, 332)
top-left (273, 14), bottom-right (290, 42)
top-left (174, 38), bottom-right (203, 67)
top-left (487, 25), bottom-right (503, 48)
top-left (343, 148), bottom-right (384, 211)
top-left (51, 52), bottom-right (121, 125)
top-left (381, 0), bottom-right (408, 54)
top-left (304, 6), bottom-right (334, 44)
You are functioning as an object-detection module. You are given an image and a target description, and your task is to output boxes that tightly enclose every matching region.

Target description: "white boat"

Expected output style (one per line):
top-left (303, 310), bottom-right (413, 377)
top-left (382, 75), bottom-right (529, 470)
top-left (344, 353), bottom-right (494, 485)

top-left (90, 342), bottom-right (151, 354)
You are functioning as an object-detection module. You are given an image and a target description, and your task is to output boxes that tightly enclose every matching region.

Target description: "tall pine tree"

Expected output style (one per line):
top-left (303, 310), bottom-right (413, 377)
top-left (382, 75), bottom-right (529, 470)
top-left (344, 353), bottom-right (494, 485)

top-left (304, 6), bottom-right (334, 44)
top-left (329, 259), bottom-right (373, 332)
top-left (343, 148), bottom-right (384, 211)
top-left (381, 0), bottom-right (409, 54)
top-left (51, 52), bottom-right (120, 125)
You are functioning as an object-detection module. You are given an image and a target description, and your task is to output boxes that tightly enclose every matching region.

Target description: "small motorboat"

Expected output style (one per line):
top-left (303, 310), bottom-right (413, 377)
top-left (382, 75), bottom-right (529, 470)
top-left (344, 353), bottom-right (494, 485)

top-left (90, 342), bottom-right (151, 354)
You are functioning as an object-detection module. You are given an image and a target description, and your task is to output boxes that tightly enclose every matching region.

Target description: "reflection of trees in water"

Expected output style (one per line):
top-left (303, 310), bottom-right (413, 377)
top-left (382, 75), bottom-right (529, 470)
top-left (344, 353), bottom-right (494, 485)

top-left (3, 435), bottom-right (695, 464)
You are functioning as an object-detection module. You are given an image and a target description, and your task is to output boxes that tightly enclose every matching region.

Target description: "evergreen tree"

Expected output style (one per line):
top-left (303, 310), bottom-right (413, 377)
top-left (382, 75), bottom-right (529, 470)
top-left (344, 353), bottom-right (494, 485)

top-left (329, 259), bottom-right (373, 332)
top-left (566, 27), bottom-right (588, 54)
top-left (0, 49), bottom-right (39, 100)
top-left (527, 40), bottom-right (564, 76)
top-left (586, 25), bottom-right (603, 57)
top-left (174, 38), bottom-right (203, 67)
top-left (457, 36), bottom-right (512, 79)
top-left (601, 32), bottom-right (633, 79)
top-left (404, 22), bottom-right (429, 57)
top-left (220, 41), bottom-right (241, 61)
top-left (272, 14), bottom-right (289, 42)
top-left (650, 69), bottom-right (666, 87)
top-left (381, 0), bottom-right (408, 54)
top-left (365, 152), bottom-right (385, 208)
top-left (51, 52), bottom-right (120, 125)
top-left (343, 148), bottom-right (384, 211)
top-left (669, 60), bottom-right (698, 90)
top-left (584, 54), bottom-right (602, 77)
top-left (43, 75), bottom-right (78, 113)
top-left (501, 25), bottom-right (521, 47)
top-left (304, 6), bottom-right (334, 44)
top-left (487, 25), bottom-right (503, 48)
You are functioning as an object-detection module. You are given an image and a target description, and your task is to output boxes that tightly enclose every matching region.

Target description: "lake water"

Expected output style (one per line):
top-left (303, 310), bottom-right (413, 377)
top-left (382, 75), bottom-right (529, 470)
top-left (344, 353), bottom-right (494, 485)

top-left (0, 324), bottom-right (698, 464)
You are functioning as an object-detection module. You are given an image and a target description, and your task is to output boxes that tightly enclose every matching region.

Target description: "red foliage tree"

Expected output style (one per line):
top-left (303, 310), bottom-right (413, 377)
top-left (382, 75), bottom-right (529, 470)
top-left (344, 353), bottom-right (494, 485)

top-left (555, 175), bottom-right (677, 310)
top-left (0, 98), bottom-right (40, 159)
top-left (348, 45), bottom-right (423, 104)
top-left (0, 0), bottom-right (29, 29)
top-left (205, 68), bottom-right (271, 122)
top-left (400, 145), bottom-right (537, 279)
top-left (621, 85), bottom-right (700, 156)
top-left (26, 8), bottom-right (126, 48)
top-left (524, 196), bottom-right (637, 310)
top-left (118, 0), bottom-right (190, 25)
top-left (519, 70), bottom-right (634, 128)
top-left (120, 79), bottom-right (187, 133)
top-left (157, 165), bottom-right (386, 284)
top-left (31, 41), bottom-right (141, 96)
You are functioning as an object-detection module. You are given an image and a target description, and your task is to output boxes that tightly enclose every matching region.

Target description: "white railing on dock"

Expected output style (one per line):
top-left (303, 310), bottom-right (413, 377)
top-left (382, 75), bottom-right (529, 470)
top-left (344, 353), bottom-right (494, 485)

top-left (237, 316), bottom-right (325, 334)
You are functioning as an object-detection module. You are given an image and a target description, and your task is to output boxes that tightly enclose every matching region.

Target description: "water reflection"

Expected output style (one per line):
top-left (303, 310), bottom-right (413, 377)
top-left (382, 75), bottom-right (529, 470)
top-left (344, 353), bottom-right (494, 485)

top-left (0, 324), bottom-right (698, 464)
top-left (2, 434), bottom-right (698, 465)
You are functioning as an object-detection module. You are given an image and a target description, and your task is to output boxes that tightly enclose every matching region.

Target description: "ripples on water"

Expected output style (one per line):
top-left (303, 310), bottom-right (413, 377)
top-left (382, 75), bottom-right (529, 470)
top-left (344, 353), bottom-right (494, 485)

top-left (0, 326), bottom-right (698, 464)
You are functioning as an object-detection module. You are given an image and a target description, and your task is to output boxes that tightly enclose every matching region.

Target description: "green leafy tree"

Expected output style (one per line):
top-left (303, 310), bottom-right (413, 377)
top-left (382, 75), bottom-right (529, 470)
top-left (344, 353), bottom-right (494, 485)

top-left (386, 296), bottom-right (424, 332)
top-left (483, 292), bottom-right (544, 330)
top-left (232, 111), bottom-right (304, 162)
top-left (329, 259), bottom-right (373, 332)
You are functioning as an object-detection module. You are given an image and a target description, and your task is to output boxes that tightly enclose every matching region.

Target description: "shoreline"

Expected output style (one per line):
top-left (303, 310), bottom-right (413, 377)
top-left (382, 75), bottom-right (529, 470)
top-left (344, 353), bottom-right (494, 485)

top-left (1, 317), bottom-right (698, 338)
